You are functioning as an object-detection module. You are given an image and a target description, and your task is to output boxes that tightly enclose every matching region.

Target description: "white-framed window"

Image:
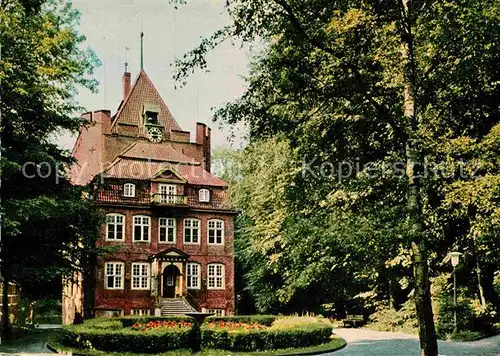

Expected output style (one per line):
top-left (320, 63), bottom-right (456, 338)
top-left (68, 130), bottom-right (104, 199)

top-left (159, 184), bottom-right (177, 203)
top-left (105, 262), bottom-right (124, 290)
top-left (123, 183), bottom-right (136, 197)
top-left (207, 309), bottom-right (225, 317)
top-left (207, 263), bottom-right (225, 290)
top-left (131, 309), bottom-right (150, 316)
top-left (208, 219), bottom-right (224, 245)
top-left (106, 213), bottom-right (125, 241)
top-left (199, 189), bottom-right (210, 202)
top-left (131, 263), bottom-right (150, 290)
top-left (183, 219), bottom-right (200, 244)
top-left (133, 215), bottom-right (150, 242)
top-left (159, 218), bottom-right (176, 243)
top-left (187, 263), bottom-right (201, 289)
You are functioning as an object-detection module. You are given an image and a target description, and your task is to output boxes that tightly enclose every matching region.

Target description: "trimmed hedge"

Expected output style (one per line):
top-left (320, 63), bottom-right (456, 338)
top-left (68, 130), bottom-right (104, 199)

top-left (202, 323), bottom-right (333, 352)
top-left (205, 315), bottom-right (277, 326)
top-left (62, 317), bottom-right (195, 353)
top-left (62, 316), bottom-right (332, 353)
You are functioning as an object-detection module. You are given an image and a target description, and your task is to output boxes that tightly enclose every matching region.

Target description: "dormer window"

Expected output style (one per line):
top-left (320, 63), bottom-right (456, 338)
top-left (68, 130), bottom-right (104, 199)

top-left (123, 183), bottom-right (136, 197)
top-left (199, 188), bottom-right (210, 202)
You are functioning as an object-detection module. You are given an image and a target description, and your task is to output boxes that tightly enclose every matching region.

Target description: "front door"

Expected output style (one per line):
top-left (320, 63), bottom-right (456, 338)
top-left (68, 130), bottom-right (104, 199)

top-left (162, 264), bottom-right (180, 298)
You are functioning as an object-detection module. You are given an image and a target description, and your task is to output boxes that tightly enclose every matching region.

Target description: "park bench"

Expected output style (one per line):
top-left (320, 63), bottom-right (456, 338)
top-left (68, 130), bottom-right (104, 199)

top-left (342, 314), bottom-right (364, 328)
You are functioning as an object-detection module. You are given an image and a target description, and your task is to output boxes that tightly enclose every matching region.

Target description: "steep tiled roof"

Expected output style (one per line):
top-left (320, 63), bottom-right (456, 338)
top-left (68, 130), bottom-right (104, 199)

top-left (176, 165), bottom-right (227, 187)
top-left (102, 159), bottom-right (227, 187)
top-left (111, 70), bottom-right (181, 134)
top-left (121, 141), bottom-right (199, 164)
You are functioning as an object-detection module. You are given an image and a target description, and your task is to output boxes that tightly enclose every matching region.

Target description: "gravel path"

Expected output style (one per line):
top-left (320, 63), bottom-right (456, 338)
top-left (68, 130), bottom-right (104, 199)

top-left (328, 328), bottom-right (500, 355)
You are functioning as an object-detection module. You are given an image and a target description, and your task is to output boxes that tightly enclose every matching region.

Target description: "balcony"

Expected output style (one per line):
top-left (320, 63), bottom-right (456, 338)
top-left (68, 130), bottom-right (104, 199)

top-left (151, 193), bottom-right (188, 206)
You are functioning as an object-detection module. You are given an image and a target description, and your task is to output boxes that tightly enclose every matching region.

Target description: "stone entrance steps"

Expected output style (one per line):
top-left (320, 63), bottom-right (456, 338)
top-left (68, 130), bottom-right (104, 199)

top-left (161, 297), bottom-right (196, 316)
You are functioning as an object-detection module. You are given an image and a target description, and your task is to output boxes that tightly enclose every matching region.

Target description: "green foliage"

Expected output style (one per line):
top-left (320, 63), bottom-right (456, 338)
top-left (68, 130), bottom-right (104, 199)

top-left (180, 1), bottom-right (500, 338)
top-left (449, 330), bottom-right (485, 342)
top-left (0, 0), bottom-right (103, 326)
top-left (494, 272), bottom-right (500, 296)
top-left (205, 315), bottom-right (277, 327)
top-left (62, 317), bottom-right (332, 354)
top-left (117, 316), bottom-right (194, 328)
top-left (436, 295), bottom-right (476, 339)
top-left (367, 299), bottom-right (419, 334)
top-left (62, 318), bottom-right (195, 353)
top-left (201, 322), bottom-right (332, 352)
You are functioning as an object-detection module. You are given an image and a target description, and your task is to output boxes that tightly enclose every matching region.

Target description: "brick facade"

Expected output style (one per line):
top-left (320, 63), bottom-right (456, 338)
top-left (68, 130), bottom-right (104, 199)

top-left (63, 70), bottom-right (237, 324)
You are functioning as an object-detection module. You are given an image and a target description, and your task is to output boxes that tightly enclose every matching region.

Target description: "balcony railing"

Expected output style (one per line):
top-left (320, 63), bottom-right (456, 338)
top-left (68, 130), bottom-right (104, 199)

top-left (151, 193), bottom-right (188, 206)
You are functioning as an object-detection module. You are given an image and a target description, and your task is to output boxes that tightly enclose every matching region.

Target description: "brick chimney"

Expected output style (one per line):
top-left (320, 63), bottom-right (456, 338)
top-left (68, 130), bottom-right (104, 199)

top-left (196, 122), bottom-right (206, 146)
top-left (123, 72), bottom-right (131, 99)
top-left (205, 127), bottom-right (211, 173)
top-left (196, 123), bottom-right (211, 172)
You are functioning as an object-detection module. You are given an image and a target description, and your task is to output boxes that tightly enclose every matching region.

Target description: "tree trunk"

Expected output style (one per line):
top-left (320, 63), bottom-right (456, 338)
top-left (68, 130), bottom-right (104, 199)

top-left (1, 275), bottom-right (10, 341)
top-left (471, 240), bottom-right (486, 306)
top-left (401, 0), bottom-right (438, 355)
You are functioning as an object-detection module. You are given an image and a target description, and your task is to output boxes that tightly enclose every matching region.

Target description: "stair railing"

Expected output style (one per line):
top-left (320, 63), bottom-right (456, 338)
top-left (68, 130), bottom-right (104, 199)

top-left (185, 291), bottom-right (201, 312)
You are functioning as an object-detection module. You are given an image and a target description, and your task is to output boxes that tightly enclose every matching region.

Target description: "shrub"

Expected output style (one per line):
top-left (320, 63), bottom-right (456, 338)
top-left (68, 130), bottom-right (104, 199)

top-left (436, 295), bottom-right (475, 339)
top-left (62, 317), bottom-right (195, 353)
top-left (205, 315), bottom-right (277, 326)
top-left (367, 300), bottom-right (418, 334)
top-left (202, 320), bottom-right (332, 351)
top-left (450, 330), bottom-right (485, 342)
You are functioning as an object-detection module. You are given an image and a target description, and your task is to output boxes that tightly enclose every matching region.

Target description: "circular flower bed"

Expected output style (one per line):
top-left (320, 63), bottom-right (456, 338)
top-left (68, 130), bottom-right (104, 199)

top-left (131, 319), bottom-right (192, 331)
top-left (205, 320), bottom-right (265, 332)
top-left (62, 315), bottom-right (334, 354)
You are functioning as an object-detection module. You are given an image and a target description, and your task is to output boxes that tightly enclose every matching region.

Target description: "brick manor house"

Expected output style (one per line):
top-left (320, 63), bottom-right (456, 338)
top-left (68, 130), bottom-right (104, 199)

top-left (62, 69), bottom-right (237, 324)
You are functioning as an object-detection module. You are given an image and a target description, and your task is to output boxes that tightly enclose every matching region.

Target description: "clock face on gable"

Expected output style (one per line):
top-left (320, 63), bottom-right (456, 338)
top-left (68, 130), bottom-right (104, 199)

top-left (148, 127), bottom-right (163, 143)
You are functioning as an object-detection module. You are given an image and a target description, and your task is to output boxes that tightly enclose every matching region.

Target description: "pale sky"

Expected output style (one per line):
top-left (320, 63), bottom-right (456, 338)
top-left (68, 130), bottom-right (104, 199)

top-left (60, 0), bottom-right (249, 150)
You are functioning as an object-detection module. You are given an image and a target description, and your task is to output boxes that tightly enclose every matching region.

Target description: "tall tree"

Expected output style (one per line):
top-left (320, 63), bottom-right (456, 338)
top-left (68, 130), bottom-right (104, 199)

top-left (0, 0), bottom-right (102, 336)
top-left (175, 1), bottom-right (500, 354)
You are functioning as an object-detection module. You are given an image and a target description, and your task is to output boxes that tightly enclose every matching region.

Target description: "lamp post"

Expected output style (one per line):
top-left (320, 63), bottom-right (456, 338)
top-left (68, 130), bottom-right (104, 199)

top-left (449, 251), bottom-right (462, 334)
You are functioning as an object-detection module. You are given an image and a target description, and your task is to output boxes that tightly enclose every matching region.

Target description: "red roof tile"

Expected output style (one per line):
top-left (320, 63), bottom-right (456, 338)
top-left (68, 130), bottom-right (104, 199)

top-left (176, 165), bottom-right (227, 187)
top-left (121, 141), bottom-right (199, 164)
top-left (111, 70), bottom-right (181, 135)
top-left (102, 159), bottom-right (227, 187)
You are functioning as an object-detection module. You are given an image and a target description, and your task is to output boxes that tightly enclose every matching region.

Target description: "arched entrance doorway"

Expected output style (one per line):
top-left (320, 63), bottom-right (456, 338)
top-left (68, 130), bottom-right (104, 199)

top-left (162, 264), bottom-right (180, 298)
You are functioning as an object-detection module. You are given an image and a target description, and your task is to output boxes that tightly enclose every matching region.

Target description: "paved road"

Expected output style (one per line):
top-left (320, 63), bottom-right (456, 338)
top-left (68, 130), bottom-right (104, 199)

top-left (329, 328), bottom-right (500, 356)
top-left (0, 329), bottom-right (57, 355)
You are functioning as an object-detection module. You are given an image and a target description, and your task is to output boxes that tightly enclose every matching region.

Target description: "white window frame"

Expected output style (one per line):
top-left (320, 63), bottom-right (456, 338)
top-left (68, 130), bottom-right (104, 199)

top-left (123, 183), bottom-right (136, 197)
top-left (199, 189), bottom-right (210, 202)
top-left (183, 218), bottom-right (200, 245)
top-left (133, 215), bottom-right (151, 242)
top-left (131, 262), bottom-right (150, 290)
top-left (104, 262), bottom-right (124, 290)
top-left (207, 219), bottom-right (224, 245)
top-left (159, 218), bottom-right (176, 244)
top-left (159, 184), bottom-right (177, 204)
top-left (187, 263), bottom-right (201, 290)
top-left (207, 263), bottom-right (225, 290)
top-left (106, 213), bottom-right (125, 241)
